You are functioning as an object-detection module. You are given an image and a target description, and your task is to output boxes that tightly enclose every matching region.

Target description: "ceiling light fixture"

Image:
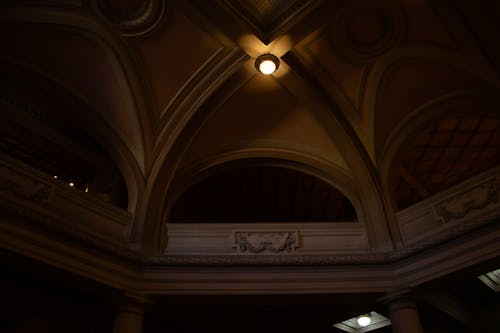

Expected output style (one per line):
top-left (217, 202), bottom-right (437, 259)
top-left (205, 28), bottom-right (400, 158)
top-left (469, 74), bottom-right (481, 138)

top-left (357, 314), bottom-right (371, 327)
top-left (255, 54), bottom-right (279, 75)
top-left (334, 311), bottom-right (390, 332)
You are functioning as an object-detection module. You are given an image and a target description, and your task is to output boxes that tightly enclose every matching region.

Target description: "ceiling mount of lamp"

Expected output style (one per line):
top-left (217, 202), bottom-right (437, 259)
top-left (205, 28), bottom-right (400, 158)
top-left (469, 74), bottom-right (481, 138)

top-left (255, 54), bottom-right (280, 75)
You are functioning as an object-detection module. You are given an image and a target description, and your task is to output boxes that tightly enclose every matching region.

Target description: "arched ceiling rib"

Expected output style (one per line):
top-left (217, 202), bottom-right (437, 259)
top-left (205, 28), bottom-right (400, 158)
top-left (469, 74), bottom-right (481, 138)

top-left (0, 16), bottom-right (147, 174)
top-left (3, 0), bottom-right (500, 252)
top-left (181, 73), bottom-right (349, 172)
top-left (170, 164), bottom-right (357, 224)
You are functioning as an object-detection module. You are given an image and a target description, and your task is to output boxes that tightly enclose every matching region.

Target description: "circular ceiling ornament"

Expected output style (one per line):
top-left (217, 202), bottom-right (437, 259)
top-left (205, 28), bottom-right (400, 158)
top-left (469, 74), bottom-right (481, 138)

top-left (94, 0), bottom-right (166, 37)
top-left (329, 2), bottom-right (404, 63)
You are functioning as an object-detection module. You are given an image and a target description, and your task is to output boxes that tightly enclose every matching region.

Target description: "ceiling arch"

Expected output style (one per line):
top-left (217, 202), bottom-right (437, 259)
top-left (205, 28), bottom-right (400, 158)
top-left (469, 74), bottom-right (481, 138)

top-left (0, 61), bottom-right (145, 216)
top-left (168, 161), bottom-right (357, 224)
top-left (363, 47), bottom-right (500, 163)
top-left (379, 92), bottom-right (500, 212)
top-left (0, 6), bottom-right (151, 174)
top-left (143, 65), bottom-right (395, 254)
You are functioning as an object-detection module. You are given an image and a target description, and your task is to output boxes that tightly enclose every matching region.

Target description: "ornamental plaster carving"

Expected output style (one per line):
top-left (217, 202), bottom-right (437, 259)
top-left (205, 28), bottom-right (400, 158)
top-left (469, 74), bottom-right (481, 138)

top-left (0, 166), bottom-right (52, 205)
top-left (328, 1), bottom-right (404, 64)
top-left (146, 253), bottom-right (387, 266)
top-left (151, 215), bottom-right (499, 266)
top-left (232, 231), bottom-right (300, 254)
top-left (433, 178), bottom-right (500, 223)
top-left (95, 0), bottom-right (165, 36)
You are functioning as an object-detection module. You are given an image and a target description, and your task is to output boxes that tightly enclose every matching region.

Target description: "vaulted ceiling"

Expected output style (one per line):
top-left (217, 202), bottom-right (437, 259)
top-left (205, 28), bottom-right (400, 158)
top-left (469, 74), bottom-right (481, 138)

top-left (1, 0), bottom-right (500, 248)
top-left (1, 1), bottom-right (500, 332)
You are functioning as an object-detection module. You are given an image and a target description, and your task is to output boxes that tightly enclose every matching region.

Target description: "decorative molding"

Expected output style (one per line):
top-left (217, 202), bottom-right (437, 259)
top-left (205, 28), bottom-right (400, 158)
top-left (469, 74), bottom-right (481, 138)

top-left (433, 178), bottom-right (500, 223)
top-left (328, 1), bottom-right (405, 64)
top-left (222, 0), bottom-right (316, 37)
top-left (147, 253), bottom-right (387, 266)
top-left (392, 213), bottom-right (500, 259)
top-left (232, 231), bottom-right (300, 254)
top-left (165, 222), bottom-right (368, 255)
top-left (397, 167), bottom-right (500, 243)
top-left (154, 215), bottom-right (500, 266)
top-left (0, 155), bottom-right (134, 257)
top-left (94, 0), bottom-right (166, 36)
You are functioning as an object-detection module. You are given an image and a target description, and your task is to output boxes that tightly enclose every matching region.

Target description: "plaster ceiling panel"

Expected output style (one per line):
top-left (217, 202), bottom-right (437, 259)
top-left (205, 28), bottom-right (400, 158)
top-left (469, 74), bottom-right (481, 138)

top-left (181, 74), bottom-right (349, 172)
top-left (376, 60), bottom-right (493, 155)
top-left (294, 0), bottom-right (405, 122)
top-left (294, 0), bottom-right (457, 130)
top-left (304, 33), bottom-right (365, 111)
top-left (400, 0), bottom-right (454, 46)
top-left (222, 0), bottom-right (315, 35)
top-left (0, 26), bottom-right (145, 170)
top-left (132, 10), bottom-right (223, 120)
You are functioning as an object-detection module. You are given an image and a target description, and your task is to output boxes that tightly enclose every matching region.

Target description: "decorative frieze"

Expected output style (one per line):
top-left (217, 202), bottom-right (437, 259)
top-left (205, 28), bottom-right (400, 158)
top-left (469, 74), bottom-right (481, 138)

top-left (433, 178), bottom-right (500, 223)
top-left (232, 231), bottom-right (300, 254)
top-left (166, 223), bottom-right (368, 255)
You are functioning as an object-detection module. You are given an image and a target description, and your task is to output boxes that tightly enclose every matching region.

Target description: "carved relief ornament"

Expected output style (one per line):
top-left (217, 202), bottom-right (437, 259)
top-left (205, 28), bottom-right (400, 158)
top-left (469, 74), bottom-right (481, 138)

top-left (433, 178), bottom-right (500, 223)
top-left (232, 231), bottom-right (300, 254)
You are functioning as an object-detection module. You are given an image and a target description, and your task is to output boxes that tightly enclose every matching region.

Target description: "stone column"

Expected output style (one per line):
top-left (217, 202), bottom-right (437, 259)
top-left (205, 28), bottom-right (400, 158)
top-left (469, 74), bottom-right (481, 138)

top-left (383, 291), bottom-right (424, 333)
top-left (113, 298), bottom-right (145, 333)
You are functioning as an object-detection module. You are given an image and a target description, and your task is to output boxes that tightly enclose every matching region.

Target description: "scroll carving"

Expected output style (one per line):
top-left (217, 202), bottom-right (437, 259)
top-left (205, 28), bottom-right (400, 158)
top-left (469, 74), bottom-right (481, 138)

top-left (0, 167), bottom-right (52, 205)
top-left (433, 178), bottom-right (500, 223)
top-left (233, 231), bottom-right (299, 254)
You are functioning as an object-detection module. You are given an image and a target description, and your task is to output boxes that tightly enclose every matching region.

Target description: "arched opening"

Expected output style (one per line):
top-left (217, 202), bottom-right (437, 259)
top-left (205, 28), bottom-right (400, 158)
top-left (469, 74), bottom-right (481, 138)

top-left (392, 112), bottom-right (500, 210)
top-left (0, 73), bottom-right (129, 209)
top-left (169, 164), bottom-right (357, 223)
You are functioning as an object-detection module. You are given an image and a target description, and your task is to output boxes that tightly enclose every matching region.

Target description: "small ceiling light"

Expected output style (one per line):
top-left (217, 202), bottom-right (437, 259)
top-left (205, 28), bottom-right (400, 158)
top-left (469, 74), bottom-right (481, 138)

top-left (53, 175), bottom-right (58, 179)
top-left (334, 311), bottom-right (390, 332)
top-left (255, 54), bottom-right (279, 75)
top-left (69, 182), bottom-right (75, 187)
top-left (357, 314), bottom-right (371, 327)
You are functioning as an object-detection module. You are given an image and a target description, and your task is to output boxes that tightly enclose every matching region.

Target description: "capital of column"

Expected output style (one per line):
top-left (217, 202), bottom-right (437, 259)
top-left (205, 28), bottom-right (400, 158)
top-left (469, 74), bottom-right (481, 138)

top-left (113, 293), bottom-right (151, 333)
top-left (380, 289), bottom-right (418, 310)
top-left (379, 289), bottom-right (424, 333)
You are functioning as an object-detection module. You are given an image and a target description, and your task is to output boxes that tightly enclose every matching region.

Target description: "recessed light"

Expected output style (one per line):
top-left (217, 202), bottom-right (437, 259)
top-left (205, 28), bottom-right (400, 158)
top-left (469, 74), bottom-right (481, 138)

top-left (255, 54), bottom-right (279, 75)
top-left (478, 268), bottom-right (500, 292)
top-left (334, 311), bottom-right (391, 332)
top-left (357, 314), bottom-right (371, 327)
top-left (69, 182), bottom-right (74, 187)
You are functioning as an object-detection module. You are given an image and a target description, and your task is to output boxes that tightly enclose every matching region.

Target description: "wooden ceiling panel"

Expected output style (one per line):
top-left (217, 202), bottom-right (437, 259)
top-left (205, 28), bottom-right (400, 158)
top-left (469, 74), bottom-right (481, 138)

top-left (169, 165), bottom-right (357, 223)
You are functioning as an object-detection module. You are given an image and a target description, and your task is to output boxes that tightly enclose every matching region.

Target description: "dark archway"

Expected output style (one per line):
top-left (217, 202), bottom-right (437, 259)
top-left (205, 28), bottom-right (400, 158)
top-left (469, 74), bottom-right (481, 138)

top-left (0, 71), bottom-right (129, 209)
top-left (170, 164), bottom-right (357, 223)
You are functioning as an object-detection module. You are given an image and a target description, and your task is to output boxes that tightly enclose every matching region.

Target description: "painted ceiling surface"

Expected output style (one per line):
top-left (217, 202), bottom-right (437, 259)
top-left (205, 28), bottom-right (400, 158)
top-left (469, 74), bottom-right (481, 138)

top-left (1, 0), bottom-right (499, 241)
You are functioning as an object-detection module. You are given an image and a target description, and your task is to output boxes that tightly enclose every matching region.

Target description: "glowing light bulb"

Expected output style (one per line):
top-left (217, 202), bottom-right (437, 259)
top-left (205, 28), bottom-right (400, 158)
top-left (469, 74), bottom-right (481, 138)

top-left (259, 59), bottom-right (277, 74)
top-left (255, 54), bottom-right (279, 75)
top-left (357, 315), bottom-right (371, 327)
top-left (69, 182), bottom-right (74, 187)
